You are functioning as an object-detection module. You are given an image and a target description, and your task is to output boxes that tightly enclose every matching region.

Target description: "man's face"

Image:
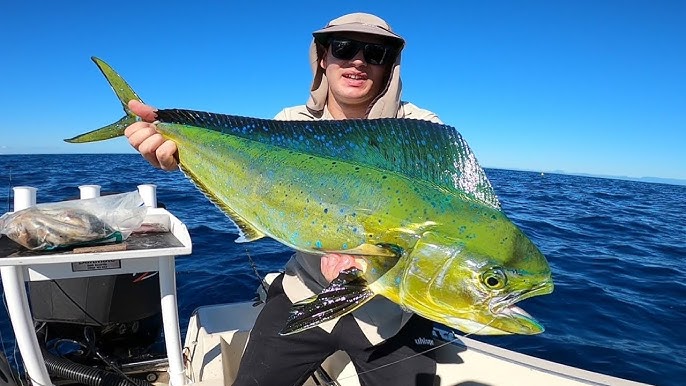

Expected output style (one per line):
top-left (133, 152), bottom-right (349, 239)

top-left (321, 32), bottom-right (393, 109)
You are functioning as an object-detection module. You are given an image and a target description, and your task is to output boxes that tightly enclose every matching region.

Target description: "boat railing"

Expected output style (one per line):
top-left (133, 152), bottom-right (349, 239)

top-left (0, 184), bottom-right (193, 386)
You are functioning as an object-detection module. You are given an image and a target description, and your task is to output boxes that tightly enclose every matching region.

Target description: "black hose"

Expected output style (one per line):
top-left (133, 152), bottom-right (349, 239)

top-left (41, 348), bottom-right (152, 386)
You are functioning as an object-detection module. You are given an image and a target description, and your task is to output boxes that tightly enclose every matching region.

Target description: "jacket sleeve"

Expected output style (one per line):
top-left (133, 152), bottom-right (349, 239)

top-left (274, 105), bottom-right (317, 121)
top-left (400, 102), bottom-right (443, 124)
top-left (273, 108), bottom-right (289, 120)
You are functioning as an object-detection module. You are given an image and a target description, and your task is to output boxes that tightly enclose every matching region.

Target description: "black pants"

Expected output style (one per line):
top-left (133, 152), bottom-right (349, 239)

top-left (233, 274), bottom-right (438, 386)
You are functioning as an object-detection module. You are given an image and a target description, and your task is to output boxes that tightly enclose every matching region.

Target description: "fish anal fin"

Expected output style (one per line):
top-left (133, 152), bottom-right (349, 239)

top-left (233, 218), bottom-right (266, 243)
top-left (180, 165), bottom-right (266, 243)
top-left (216, 202), bottom-right (265, 243)
top-left (280, 268), bottom-right (374, 335)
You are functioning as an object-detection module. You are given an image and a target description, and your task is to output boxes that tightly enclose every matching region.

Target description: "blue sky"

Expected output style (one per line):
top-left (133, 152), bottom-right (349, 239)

top-left (1, 1), bottom-right (684, 180)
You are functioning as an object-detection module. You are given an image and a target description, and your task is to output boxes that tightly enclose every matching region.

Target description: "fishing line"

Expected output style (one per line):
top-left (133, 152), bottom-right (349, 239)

top-left (52, 280), bottom-right (105, 326)
top-left (12, 333), bottom-right (24, 386)
top-left (335, 316), bottom-right (500, 383)
top-left (83, 326), bottom-right (142, 386)
top-left (50, 282), bottom-right (142, 384)
top-left (243, 248), bottom-right (267, 297)
top-left (312, 366), bottom-right (341, 386)
top-left (335, 332), bottom-right (462, 383)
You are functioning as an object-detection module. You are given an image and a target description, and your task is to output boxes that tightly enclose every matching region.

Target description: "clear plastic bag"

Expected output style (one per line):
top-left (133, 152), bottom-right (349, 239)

top-left (0, 191), bottom-right (147, 251)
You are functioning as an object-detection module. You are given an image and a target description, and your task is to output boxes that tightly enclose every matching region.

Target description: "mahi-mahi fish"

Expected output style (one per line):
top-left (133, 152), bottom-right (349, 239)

top-left (67, 57), bottom-right (553, 335)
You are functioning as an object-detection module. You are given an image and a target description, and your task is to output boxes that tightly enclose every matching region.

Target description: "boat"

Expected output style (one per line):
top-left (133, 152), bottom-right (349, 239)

top-left (0, 184), bottom-right (651, 386)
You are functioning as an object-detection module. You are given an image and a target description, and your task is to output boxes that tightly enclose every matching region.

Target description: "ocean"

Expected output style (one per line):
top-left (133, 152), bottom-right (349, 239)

top-left (0, 154), bottom-right (684, 385)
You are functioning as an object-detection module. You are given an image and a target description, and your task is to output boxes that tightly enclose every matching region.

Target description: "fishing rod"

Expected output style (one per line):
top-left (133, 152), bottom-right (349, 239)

top-left (6, 166), bottom-right (11, 213)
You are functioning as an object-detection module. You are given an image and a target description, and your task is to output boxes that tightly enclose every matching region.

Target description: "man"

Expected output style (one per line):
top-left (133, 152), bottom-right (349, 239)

top-left (126, 13), bottom-right (442, 386)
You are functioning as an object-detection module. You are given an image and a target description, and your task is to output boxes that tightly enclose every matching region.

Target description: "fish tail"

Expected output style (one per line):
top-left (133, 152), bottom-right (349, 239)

top-left (64, 57), bottom-right (143, 143)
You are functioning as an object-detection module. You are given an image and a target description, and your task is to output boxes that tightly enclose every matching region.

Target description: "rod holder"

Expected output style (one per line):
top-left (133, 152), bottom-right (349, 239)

top-left (78, 184), bottom-right (101, 199)
top-left (13, 186), bottom-right (37, 211)
top-left (138, 184), bottom-right (158, 208)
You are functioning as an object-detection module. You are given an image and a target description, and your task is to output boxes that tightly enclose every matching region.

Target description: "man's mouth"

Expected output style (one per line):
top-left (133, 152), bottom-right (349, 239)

top-left (343, 73), bottom-right (367, 81)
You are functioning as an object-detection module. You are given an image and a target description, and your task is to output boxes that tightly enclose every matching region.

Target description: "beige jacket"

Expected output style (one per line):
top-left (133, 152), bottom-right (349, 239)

top-left (273, 102), bottom-right (442, 345)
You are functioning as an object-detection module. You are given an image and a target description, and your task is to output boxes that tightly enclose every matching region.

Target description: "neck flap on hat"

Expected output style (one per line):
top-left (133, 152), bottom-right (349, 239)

top-left (305, 41), bottom-right (404, 119)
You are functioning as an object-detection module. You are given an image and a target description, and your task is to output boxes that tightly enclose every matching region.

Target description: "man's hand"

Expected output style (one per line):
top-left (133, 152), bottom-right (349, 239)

top-left (124, 100), bottom-right (179, 170)
top-left (320, 253), bottom-right (365, 282)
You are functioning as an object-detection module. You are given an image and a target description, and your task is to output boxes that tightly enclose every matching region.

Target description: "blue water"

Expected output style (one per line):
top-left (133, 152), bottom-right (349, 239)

top-left (0, 154), bottom-right (684, 385)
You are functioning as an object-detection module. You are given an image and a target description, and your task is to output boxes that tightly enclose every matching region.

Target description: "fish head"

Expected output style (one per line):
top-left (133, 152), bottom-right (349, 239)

top-left (396, 221), bottom-right (553, 335)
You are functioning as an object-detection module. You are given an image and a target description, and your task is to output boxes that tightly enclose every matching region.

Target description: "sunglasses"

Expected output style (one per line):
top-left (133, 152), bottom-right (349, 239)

top-left (328, 38), bottom-right (397, 65)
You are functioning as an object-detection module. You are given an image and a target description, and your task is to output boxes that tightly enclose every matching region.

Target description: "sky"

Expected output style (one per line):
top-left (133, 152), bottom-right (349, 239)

top-left (1, 1), bottom-right (684, 180)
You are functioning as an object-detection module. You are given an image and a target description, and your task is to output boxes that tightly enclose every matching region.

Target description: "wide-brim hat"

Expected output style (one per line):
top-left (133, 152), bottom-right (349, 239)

top-left (312, 12), bottom-right (405, 49)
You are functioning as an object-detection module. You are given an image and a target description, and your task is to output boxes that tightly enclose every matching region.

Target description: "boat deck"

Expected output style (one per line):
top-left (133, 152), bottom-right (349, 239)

top-left (183, 299), bottom-right (651, 386)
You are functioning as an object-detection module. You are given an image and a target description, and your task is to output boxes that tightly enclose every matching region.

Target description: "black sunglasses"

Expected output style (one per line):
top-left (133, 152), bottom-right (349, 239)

top-left (328, 38), bottom-right (397, 65)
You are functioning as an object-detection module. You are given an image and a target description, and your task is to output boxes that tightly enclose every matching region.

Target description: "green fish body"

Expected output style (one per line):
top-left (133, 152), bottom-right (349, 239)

top-left (68, 57), bottom-right (553, 336)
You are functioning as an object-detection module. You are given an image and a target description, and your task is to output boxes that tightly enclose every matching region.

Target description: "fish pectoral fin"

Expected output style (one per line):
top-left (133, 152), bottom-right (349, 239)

top-left (328, 243), bottom-right (399, 257)
top-left (280, 268), bottom-right (375, 335)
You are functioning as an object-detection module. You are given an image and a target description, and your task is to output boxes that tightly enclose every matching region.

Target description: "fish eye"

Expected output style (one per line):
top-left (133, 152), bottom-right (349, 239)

top-left (481, 267), bottom-right (507, 290)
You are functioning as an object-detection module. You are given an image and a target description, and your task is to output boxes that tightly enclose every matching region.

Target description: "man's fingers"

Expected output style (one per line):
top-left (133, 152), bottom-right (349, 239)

top-left (128, 100), bottom-right (158, 122)
top-left (321, 253), bottom-right (364, 282)
top-left (321, 254), bottom-right (338, 282)
top-left (141, 152), bottom-right (162, 169)
top-left (126, 123), bottom-right (158, 150)
top-left (123, 102), bottom-right (180, 171)
top-left (157, 140), bottom-right (179, 171)
top-left (137, 133), bottom-right (166, 158)
top-left (125, 118), bottom-right (180, 170)
top-left (333, 255), bottom-right (353, 273)
top-left (137, 134), bottom-right (167, 169)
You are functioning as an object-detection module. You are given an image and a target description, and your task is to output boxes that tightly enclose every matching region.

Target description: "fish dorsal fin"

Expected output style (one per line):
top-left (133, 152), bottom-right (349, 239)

top-left (181, 165), bottom-right (265, 242)
top-left (156, 110), bottom-right (501, 210)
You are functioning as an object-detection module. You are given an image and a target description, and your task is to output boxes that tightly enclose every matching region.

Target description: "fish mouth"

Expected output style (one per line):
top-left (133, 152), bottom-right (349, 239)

top-left (488, 280), bottom-right (554, 335)
top-left (443, 281), bottom-right (553, 336)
